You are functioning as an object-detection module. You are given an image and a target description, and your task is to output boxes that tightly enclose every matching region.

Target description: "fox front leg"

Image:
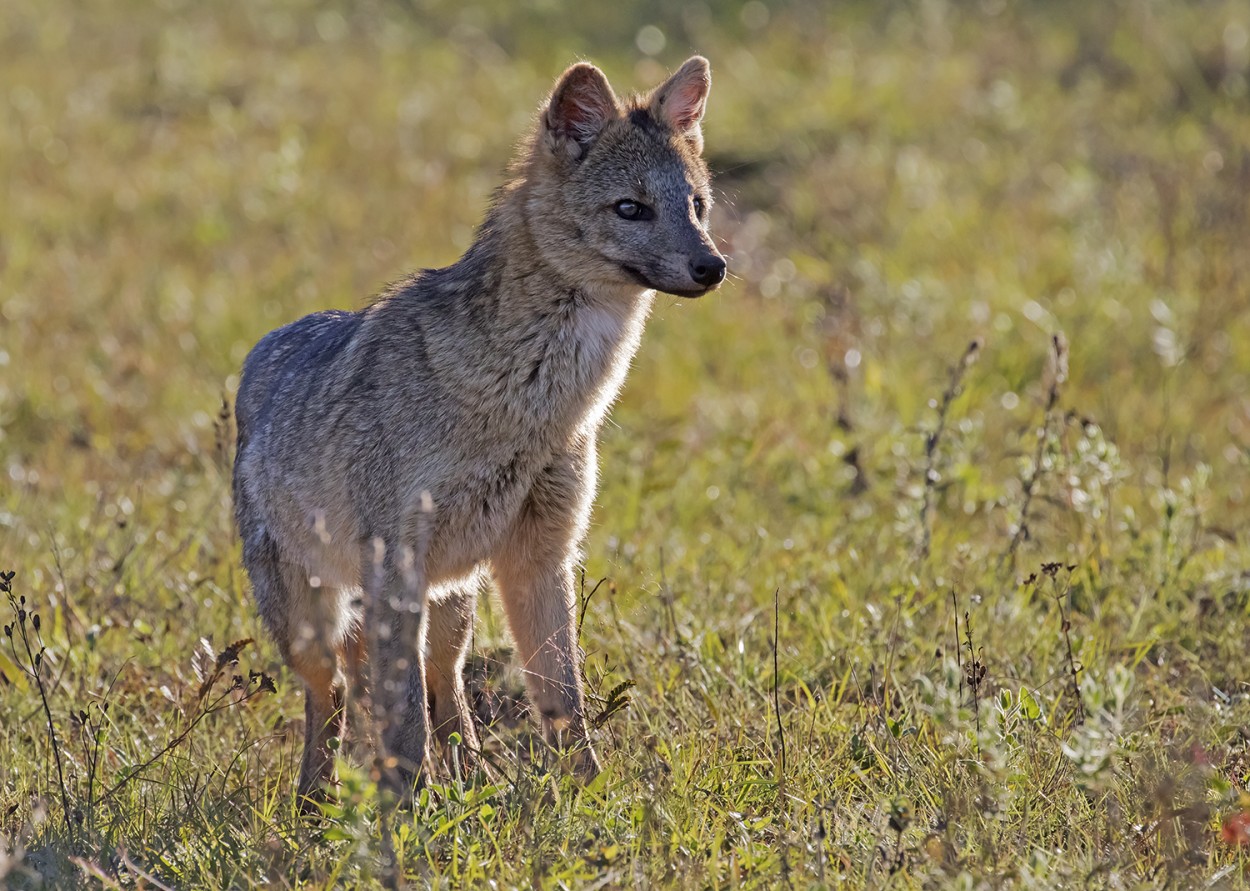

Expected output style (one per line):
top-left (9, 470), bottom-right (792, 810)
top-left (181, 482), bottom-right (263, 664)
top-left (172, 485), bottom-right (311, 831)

top-left (492, 445), bottom-right (601, 779)
top-left (424, 584), bottom-right (482, 776)
top-left (367, 559), bottom-right (434, 799)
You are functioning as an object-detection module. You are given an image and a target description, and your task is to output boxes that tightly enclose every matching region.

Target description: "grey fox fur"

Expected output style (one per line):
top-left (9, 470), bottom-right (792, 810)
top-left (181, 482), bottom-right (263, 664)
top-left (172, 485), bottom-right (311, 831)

top-left (232, 56), bottom-right (725, 804)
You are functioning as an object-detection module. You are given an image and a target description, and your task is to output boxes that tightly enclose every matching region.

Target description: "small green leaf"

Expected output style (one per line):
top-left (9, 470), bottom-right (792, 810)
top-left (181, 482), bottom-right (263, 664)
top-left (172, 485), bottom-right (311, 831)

top-left (1019, 686), bottom-right (1041, 720)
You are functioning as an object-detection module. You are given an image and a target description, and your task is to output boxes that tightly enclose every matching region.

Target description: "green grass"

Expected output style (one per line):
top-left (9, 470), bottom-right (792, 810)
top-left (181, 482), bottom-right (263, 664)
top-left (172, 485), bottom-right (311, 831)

top-left (4, 0), bottom-right (1250, 886)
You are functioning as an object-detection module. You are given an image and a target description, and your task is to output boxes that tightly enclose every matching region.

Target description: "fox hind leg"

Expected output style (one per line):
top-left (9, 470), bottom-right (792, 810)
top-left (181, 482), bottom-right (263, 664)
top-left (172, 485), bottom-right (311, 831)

top-left (241, 530), bottom-right (348, 810)
top-left (337, 613), bottom-right (372, 757)
top-left (290, 639), bottom-right (347, 810)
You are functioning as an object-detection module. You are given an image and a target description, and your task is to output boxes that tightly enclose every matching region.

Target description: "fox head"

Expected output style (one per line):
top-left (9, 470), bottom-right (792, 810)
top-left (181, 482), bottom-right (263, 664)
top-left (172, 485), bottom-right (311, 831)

top-left (520, 57), bottom-right (726, 299)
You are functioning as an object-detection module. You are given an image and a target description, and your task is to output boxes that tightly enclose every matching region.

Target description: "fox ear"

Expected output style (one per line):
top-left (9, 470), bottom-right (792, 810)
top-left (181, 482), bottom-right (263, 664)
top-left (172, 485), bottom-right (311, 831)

top-left (544, 62), bottom-right (619, 160)
top-left (650, 56), bottom-right (711, 147)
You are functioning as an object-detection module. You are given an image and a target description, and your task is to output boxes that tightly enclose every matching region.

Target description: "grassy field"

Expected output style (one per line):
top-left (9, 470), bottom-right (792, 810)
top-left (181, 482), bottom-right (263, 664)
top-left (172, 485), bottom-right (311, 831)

top-left (4, 0), bottom-right (1250, 886)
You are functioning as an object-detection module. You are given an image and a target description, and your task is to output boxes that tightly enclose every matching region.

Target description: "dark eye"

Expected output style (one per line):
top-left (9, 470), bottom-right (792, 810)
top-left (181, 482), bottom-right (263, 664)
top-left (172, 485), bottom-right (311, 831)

top-left (614, 200), bottom-right (654, 221)
top-left (693, 195), bottom-right (706, 218)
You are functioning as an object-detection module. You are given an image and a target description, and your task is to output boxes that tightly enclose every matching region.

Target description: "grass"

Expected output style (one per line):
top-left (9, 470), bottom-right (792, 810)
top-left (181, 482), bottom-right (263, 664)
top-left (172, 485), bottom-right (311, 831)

top-left (3, 0), bottom-right (1250, 886)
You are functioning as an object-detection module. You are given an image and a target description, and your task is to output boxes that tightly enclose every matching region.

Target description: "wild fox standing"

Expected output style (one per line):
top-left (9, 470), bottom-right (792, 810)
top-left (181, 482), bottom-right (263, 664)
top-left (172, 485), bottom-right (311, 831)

top-left (232, 56), bottom-right (725, 805)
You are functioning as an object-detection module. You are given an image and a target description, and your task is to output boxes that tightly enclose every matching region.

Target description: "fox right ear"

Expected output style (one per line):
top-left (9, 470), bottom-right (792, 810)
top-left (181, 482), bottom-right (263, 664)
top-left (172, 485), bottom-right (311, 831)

top-left (649, 56), bottom-right (711, 151)
top-left (544, 62), bottom-right (619, 161)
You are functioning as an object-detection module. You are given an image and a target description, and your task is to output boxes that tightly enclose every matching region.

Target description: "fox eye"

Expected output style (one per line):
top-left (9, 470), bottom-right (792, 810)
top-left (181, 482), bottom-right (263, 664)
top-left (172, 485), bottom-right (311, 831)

top-left (614, 200), bottom-right (654, 221)
top-left (693, 195), bottom-right (706, 218)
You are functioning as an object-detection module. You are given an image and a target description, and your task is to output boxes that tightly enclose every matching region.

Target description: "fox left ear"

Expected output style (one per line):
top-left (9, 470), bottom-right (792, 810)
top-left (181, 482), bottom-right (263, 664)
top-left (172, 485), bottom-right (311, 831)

top-left (545, 62), bottom-right (620, 161)
top-left (650, 56), bottom-right (711, 150)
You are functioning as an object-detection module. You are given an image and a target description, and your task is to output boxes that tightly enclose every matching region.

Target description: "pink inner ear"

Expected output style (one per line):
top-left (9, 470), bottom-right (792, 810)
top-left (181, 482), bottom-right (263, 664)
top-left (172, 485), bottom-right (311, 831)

top-left (561, 90), bottom-right (605, 139)
top-left (550, 67), bottom-right (617, 144)
top-left (664, 78), bottom-right (708, 132)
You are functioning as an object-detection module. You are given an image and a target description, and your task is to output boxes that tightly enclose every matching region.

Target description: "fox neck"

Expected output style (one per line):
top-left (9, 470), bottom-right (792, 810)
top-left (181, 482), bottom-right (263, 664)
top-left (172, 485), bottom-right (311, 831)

top-left (447, 189), bottom-right (654, 436)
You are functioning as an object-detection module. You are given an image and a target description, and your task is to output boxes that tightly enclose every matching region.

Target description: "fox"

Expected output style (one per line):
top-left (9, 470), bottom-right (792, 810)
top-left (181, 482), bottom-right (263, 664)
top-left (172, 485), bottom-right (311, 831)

top-left (232, 55), bottom-right (725, 806)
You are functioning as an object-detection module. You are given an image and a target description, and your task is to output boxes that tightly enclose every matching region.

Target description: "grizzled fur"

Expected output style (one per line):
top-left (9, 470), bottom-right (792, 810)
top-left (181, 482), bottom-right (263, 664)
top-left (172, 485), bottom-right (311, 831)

top-left (233, 57), bottom-right (724, 804)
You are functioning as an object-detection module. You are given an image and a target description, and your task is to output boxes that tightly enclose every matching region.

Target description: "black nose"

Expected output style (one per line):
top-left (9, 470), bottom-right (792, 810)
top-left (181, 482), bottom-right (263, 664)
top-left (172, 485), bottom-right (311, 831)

top-left (689, 254), bottom-right (727, 288)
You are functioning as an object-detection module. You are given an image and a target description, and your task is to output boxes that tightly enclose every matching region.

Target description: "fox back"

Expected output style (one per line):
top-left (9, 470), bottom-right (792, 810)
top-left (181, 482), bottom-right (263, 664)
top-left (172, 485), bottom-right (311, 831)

top-left (232, 56), bottom-right (724, 802)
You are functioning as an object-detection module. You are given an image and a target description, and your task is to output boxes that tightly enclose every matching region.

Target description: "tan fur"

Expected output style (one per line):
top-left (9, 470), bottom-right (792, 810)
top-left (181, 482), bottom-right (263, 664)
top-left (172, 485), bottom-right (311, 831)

top-left (232, 57), bottom-right (724, 806)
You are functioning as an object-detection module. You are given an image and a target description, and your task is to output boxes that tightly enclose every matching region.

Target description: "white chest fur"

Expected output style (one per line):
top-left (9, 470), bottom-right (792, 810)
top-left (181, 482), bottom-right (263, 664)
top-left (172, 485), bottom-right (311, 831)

top-left (569, 290), bottom-right (653, 430)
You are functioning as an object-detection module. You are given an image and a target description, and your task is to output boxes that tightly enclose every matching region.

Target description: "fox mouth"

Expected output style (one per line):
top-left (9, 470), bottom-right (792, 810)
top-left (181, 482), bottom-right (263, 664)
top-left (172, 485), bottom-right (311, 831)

top-left (664, 286), bottom-right (715, 298)
top-left (619, 264), bottom-right (717, 299)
